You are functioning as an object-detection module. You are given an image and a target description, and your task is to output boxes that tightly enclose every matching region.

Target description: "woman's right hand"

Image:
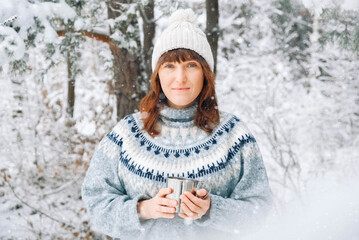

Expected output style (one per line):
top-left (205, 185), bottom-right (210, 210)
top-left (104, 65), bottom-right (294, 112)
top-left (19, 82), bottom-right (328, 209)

top-left (137, 188), bottom-right (178, 220)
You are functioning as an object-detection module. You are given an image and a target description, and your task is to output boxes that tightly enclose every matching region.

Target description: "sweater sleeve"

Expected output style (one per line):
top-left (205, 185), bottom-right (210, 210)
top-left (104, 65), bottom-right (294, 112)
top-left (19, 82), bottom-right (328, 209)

top-left (194, 139), bottom-right (273, 235)
top-left (81, 129), bottom-right (153, 239)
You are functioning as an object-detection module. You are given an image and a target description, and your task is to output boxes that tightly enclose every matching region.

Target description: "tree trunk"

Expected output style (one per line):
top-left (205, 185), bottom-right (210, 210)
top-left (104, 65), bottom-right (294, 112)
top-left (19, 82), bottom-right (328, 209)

top-left (205, 0), bottom-right (219, 74)
top-left (66, 50), bottom-right (75, 118)
top-left (110, 46), bottom-right (141, 119)
top-left (107, 0), bottom-right (143, 120)
top-left (140, 0), bottom-right (155, 82)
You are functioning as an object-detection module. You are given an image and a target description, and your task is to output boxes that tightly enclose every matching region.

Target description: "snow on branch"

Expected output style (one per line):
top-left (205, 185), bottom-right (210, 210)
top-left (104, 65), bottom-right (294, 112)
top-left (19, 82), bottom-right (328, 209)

top-left (56, 29), bottom-right (120, 52)
top-left (2, 171), bottom-right (75, 230)
top-left (1, 15), bottom-right (18, 26)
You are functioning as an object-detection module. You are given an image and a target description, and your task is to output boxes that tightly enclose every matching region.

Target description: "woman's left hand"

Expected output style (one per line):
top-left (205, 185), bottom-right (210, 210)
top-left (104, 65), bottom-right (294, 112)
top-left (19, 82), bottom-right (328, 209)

top-left (178, 189), bottom-right (210, 220)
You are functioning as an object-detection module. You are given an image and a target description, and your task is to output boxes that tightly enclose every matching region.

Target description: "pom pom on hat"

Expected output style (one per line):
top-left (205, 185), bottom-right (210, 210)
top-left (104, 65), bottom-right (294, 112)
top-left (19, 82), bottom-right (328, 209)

top-left (169, 8), bottom-right (197, 25)
top-left (151, 8), bottom-right (214, 71)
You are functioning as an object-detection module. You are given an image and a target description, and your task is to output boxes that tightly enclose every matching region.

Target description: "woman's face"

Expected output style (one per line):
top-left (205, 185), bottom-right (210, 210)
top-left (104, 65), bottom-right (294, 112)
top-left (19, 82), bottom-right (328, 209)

top-left (158, 60), bottom-right (204, 109)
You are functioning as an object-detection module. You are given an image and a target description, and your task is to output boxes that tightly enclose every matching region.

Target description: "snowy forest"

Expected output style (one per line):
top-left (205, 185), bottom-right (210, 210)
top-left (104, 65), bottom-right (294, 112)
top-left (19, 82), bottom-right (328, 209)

top-left (1, 0), bottom-right (358, 239)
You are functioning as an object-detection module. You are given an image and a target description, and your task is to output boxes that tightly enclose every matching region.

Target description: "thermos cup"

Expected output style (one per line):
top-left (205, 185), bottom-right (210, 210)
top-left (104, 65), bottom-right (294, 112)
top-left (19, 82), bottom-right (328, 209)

top-left (166, 177), bottom-right (199, 213)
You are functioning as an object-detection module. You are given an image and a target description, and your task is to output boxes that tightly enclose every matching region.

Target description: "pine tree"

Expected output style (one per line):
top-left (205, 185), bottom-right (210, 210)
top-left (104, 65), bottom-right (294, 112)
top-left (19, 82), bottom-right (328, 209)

top-left (270, 0), bottom-right (313, 74)
top-left (318, 8), bottom-right (359, 54)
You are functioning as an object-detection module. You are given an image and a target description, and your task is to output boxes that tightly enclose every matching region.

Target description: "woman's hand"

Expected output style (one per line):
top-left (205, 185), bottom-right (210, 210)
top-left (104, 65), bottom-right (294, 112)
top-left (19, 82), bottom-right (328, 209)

top-left (178, 189), bottom-right (211, 220)
top-left (137, 188), bottom-right (178, 220)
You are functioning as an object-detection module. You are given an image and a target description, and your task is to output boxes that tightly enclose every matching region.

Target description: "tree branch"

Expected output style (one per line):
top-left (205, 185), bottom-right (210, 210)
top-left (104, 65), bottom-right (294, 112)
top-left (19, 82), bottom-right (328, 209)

top-left (1, 15), bottom-right (18, 26)
top-left (4, 176), bottom-right (75, 230)
top-left (56, 30), bottom-right (120, 52)
top-left (42, 175), bottom-right (82, 197)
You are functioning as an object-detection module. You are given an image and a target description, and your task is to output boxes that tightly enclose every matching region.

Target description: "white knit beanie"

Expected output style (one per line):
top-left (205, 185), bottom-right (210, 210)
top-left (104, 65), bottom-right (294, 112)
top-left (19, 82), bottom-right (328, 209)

top-left (151, 8), bottom-right (214, 71)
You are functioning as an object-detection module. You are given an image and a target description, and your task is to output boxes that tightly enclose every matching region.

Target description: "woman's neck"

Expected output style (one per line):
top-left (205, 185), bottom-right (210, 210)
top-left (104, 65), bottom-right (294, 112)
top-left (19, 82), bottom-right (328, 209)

top-left (158, 103), bottom-right (197, 128)
top-left (167, 100), bottom-right (196, 110)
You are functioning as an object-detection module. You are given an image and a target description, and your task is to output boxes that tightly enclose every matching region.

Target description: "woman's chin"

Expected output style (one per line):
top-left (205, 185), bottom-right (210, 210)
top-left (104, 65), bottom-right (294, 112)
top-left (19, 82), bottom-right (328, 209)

top-left (168, 100), bottom-right (195, 109)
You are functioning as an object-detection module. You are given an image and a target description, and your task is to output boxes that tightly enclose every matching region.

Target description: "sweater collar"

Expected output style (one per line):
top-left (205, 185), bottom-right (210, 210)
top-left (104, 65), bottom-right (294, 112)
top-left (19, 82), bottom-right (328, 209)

top-left (159, 103), bottom-right (197, 127)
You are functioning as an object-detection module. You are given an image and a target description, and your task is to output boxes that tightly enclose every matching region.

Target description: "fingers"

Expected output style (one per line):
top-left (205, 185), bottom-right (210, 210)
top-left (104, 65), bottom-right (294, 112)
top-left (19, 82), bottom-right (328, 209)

top-left (158, 197), bottom-right (178, 207)
top-left (179, 191), bottom-right (210, 220)
top-left (196, 189), bottom-right (208, 198)
top-left (152, 188), bottom-right (210, 220)
top-left (179, 202), bottom-right (205, 220)
top-left (180, 193), bottom-right (201, 213)
top-left (181, 191), bottom-right (203, 207)
top-left (155, 205), bottom-right (176, 214)
top-left (180, 202), bottom-right (197, 219)
top-left (178, 212), bottom-right (188, 219)
top-left (154, 188), bottom-right (178, 219)
top-left (142, 188), bottom-right (179, 220)
top-left (157, 188), bottom-right (173, 197)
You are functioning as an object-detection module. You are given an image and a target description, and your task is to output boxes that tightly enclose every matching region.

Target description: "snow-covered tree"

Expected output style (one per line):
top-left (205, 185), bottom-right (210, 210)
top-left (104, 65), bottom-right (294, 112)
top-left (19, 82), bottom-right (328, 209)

top-left (0, 0), bottom-right (358, 238)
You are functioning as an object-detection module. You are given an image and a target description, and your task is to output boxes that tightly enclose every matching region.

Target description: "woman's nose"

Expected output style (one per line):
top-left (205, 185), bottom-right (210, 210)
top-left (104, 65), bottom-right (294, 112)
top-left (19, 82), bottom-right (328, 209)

top-left (175, 67), bottom-right (187, 83)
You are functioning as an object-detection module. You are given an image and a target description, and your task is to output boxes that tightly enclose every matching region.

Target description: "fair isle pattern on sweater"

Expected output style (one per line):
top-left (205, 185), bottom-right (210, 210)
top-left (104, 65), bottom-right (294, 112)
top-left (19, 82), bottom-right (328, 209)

top-left (101, 109), bottom-right (256, 184)
top-left (82, 104), bottom-right (273, 240)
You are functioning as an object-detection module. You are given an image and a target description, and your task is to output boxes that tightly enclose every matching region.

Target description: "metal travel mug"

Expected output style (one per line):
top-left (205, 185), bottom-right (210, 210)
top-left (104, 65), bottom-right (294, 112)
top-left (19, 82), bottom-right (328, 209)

top-left (166, 177), bottom-right (183, 213)
top-left (166, 177), bottom-right (199, 213)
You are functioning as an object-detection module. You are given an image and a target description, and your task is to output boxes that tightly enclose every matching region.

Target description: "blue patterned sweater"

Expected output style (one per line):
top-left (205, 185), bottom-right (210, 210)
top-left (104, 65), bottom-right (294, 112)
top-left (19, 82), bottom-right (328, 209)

top-left (82, 104), bottom-right (273, 240)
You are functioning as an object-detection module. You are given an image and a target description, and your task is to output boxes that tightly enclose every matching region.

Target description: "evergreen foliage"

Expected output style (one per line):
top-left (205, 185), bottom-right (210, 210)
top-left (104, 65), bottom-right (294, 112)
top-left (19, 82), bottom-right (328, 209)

top-left (319, 8), bottom-right (359, 53)
top-left (109, 3), bottom-right (141, 53)
top-left (270, 0), bottom-right (313, 63)
top-left (0, 0), bottom-right (358, 238)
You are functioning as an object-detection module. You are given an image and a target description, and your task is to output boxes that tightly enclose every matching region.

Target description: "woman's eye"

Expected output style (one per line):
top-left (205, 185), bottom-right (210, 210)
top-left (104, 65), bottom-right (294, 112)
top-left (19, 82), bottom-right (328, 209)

top-left (164, 64), bottom-right (174, 69)
top-left (188, 63), bottom-right (197, 68)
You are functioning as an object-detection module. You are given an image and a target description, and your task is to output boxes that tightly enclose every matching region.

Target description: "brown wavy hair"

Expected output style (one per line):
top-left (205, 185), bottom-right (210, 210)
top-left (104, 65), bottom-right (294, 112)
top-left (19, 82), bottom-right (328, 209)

top-left (139, 48), bottom-right (220, 137)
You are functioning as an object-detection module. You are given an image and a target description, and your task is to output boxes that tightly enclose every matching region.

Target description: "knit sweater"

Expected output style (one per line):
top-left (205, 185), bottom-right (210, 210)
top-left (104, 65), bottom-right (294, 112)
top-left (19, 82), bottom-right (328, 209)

top-left (81, 104), bottom-right (273, 240)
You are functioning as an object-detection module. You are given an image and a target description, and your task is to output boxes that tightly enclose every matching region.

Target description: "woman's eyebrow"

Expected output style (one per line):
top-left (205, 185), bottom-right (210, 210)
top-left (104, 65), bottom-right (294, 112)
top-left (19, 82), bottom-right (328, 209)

top-left (162, 61), bottom-right (174, 65)
top-left (183, 60), bottom-right (198, 63)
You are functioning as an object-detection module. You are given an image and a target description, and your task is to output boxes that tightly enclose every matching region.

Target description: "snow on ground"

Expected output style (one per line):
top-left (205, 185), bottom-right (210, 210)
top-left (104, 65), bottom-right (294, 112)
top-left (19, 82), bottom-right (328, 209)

top-left (0, 0), bottom-right (358, 238)
top-left (247, 173), bottom-right (359, 240)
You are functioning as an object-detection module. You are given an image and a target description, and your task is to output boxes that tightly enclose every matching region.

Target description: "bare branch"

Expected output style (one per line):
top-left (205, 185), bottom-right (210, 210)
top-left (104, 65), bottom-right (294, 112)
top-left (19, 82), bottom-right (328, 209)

top-left (42, 175), bottom-right (82, 197)
top-left (4, 175), bottom-right (75, 230)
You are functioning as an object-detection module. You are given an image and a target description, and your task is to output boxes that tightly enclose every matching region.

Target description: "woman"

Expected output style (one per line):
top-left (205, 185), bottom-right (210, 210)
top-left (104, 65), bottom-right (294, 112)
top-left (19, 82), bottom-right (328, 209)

top-left (82, 8), bottom-right (272, 240)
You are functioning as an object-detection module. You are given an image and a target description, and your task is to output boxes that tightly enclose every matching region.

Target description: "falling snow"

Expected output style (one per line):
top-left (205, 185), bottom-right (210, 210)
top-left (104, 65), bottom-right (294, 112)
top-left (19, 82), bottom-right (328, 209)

top-left (0, 0), bottom-right (358, 239)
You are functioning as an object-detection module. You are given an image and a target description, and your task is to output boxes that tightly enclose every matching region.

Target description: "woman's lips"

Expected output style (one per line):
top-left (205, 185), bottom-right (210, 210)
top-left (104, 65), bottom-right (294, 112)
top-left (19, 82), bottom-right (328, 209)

top-left (172, 88), bottom-right (190, 90)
